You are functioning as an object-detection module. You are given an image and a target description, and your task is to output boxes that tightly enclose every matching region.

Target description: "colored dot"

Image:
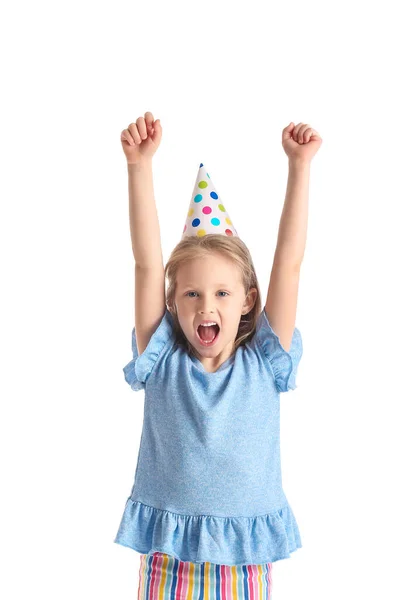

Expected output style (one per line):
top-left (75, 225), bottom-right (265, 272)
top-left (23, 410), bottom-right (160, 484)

top-left (198, 181), bottom-right (208, 189)
top-left (183, 224), bottom-right (187, 233)
top-left (194, 194), bottom-right (203, 203)
top-left (211, 218), bottom-right (220, 226)
top-left (192, 218), bottom-right (201, 227)
top-left (225, 229), bottom-right (233, 236)
top-left (197, 229), bottom-right (206, 237)
top-left (188, 208), bottom-right (194, 217)
top-left (218, 204), bottom-right (226, 212)
top-left (210, 192), bottom-right (218, 200)
top-left (225, 217), bottom-right (232, 225)
top-left (202, 206), bottom-right (212, 215)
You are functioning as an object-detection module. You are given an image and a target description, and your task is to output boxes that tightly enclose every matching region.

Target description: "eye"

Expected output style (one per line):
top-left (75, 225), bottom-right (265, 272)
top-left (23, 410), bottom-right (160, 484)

top-left (185, 291), bottom-right (229, 298)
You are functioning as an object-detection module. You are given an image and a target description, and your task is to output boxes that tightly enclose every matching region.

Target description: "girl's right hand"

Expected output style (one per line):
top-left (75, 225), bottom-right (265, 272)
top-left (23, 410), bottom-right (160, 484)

top-left (120, 112), bottom-right (162, 165)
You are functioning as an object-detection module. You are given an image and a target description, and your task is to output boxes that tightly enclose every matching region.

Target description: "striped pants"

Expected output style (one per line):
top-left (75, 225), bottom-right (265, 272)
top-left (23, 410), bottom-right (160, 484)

top-left (137, 552), bottom-right (272, 600)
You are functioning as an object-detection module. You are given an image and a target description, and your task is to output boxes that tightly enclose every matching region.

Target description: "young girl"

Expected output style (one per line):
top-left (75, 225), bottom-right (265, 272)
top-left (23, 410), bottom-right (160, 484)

top-left (115, 111), bottom-right (322, 599)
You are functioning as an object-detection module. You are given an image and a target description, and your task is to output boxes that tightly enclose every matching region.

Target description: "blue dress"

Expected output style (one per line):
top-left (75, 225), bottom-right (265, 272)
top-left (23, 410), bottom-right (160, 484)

top-left (114, 306), bottom-right (303, 566)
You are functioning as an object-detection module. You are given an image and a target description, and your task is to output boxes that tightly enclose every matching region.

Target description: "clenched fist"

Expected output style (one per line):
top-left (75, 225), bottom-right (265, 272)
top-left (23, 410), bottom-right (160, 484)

top-left (282, 122), bottom-right (322, 164)
top-left (120, 112), bottom-right (162, 165)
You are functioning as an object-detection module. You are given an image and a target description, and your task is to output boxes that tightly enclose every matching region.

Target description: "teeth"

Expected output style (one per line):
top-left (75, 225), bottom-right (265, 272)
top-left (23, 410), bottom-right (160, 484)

top-left (200, 322), bottom-right (218, 327)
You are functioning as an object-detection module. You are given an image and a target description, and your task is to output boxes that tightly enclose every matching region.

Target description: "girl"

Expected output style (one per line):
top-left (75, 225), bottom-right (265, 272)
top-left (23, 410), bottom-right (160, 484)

top-left (115, 111), bottom-right (322, 599)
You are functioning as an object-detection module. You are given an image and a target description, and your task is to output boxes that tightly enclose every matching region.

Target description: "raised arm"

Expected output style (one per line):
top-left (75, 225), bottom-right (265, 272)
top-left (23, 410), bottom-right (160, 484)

top-left (121, 113), bottom-right (166, 355)
top-left (265, 122), bottom-right (322, 352)
top-left (128, 160), bottom-right (164, 268)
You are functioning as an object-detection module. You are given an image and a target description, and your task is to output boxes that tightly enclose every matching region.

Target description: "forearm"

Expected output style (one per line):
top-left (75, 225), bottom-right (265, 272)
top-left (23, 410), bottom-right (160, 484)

top-left (273, 159), bottom-right (310, 269)
top-left (127, 161), bottom-right (164, 268)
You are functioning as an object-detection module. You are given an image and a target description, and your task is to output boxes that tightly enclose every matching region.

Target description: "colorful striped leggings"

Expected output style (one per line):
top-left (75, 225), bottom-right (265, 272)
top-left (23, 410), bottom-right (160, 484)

top-left (137, 552), bottom-right (272, 600)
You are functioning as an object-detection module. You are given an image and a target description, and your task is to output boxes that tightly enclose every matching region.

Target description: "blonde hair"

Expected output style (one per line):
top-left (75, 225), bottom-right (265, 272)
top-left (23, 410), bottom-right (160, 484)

top-left (164, 234), bottom-right (262, 359)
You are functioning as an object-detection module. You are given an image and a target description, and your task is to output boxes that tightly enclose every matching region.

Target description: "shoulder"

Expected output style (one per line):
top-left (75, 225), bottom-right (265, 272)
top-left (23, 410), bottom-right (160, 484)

top-left (244, 307), bottom-right (303, 394)
top-left (123, 308), bottom-right (177, 391)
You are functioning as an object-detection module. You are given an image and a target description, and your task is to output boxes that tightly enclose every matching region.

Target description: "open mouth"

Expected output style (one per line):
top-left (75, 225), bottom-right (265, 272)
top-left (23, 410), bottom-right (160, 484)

top-left (196, 324), bottom-right (220, 346)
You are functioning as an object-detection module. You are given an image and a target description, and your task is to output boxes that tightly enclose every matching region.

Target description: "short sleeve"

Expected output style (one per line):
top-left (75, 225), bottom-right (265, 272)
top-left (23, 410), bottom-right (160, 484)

top-left (252, 307), bottom-right (303, 394)
top-left (122, 308), bottom-right (175, 391)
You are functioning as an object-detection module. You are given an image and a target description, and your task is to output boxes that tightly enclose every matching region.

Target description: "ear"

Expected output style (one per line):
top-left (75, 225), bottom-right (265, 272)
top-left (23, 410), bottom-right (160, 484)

top-left (242, 287), bottom-right (257, 315)
top-left (167, 303), bottom-right (177, 317)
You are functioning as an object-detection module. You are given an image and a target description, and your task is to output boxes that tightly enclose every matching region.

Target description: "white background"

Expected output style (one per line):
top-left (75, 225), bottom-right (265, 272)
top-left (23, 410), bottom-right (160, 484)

top-left (1, 0), bottom-right (417, 598)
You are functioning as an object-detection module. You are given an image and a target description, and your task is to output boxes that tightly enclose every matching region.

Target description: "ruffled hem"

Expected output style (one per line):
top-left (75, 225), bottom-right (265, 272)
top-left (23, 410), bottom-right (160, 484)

top-left (114, 498), bottom-right (302, 566)
top-left (256, 308), bottom-right (303, 393)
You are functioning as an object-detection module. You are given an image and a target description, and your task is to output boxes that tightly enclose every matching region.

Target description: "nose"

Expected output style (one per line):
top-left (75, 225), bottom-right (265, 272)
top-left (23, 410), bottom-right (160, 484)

top-left (199, 309), bottom-right (214, 316)
top-left (198, 301), bottom-right (215, 315)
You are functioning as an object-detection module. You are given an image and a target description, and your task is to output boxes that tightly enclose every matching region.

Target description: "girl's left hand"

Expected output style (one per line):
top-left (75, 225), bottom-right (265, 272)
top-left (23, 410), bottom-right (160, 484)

top-left (282, 122), bottom-right (322, 164)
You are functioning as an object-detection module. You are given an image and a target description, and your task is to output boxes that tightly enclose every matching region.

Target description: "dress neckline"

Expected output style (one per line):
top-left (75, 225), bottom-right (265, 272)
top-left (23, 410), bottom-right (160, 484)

top-left (190, 352), bottom-right (235, 374)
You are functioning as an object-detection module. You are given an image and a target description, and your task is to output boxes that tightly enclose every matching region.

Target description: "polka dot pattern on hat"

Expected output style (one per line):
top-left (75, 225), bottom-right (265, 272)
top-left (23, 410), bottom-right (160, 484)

top-left (181, 163), bottom-right (239, 240)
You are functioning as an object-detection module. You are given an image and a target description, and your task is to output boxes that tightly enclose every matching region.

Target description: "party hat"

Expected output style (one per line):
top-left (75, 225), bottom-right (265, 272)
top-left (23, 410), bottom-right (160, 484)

top-left (181, 163), bottom-right (239, 239)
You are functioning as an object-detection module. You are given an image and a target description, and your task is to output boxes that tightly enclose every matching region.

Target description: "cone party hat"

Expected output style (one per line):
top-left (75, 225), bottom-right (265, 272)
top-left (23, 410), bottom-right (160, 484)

top-left (181, 163), bottom-right (239, 239)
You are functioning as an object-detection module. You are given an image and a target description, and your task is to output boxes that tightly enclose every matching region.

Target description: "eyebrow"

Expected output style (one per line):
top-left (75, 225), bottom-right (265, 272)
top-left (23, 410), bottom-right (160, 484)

top-left (182, 283), bottom-right (232, 288)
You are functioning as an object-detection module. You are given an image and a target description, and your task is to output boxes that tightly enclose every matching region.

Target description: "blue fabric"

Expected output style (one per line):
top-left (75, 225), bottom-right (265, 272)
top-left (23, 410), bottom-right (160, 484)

top-left (115, 307), bottom-right (303, 565)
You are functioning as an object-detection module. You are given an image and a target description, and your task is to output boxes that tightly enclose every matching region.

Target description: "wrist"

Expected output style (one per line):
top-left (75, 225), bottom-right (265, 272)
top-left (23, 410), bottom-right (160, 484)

top-left (288, 158), bottom-right (311, 171)
top-left (127, 159), bottom-right (153, 173)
